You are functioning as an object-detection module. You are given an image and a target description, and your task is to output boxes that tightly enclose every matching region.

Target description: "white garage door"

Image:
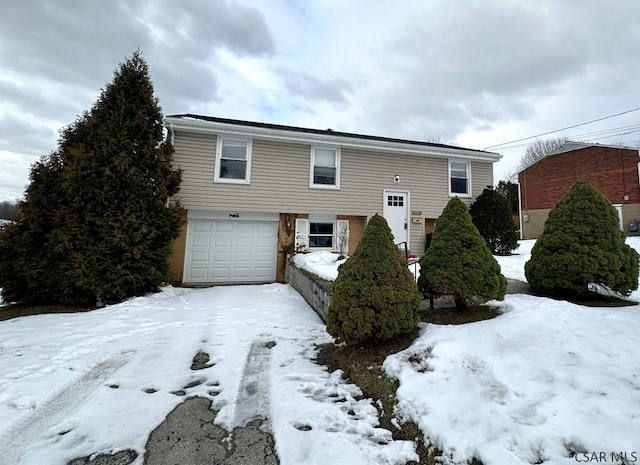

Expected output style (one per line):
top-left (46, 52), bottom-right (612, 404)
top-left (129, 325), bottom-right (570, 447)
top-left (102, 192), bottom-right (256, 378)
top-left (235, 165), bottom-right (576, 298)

top-left (184, 219), bottom-right (278, 284)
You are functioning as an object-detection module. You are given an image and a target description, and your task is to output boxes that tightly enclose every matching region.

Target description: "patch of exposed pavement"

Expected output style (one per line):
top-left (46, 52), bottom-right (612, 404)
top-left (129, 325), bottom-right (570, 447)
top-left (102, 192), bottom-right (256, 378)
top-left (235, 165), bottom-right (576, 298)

top-left (68, 340), bottom-right (280, 465)
top-left (143, 397), bottom-right (278, 465)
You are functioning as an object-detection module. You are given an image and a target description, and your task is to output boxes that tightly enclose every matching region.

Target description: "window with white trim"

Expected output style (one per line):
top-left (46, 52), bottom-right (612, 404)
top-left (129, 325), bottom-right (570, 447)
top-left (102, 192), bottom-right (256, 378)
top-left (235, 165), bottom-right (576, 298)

top-left (309, 221), bottom-right (334, 248)
top-left (310, 147), bottom-right (340, 188)
top-left (294, 218), bottom-right (349, 253)
top-left (449, 160), bottom-right (470, 196)
top-left (215, 137), bottom-right (252, 183)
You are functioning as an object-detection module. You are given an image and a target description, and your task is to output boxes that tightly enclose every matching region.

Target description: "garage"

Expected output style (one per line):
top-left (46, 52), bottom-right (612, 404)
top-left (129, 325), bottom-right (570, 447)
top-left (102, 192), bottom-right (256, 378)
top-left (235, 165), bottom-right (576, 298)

top-left (183, 212), bottom-right (278, 284)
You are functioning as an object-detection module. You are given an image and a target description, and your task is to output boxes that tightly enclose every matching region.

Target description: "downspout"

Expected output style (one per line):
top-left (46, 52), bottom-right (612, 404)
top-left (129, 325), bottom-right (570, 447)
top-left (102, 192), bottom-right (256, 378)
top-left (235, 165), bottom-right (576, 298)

top-left (517, 179), bottom-right (523, 240)
top-left (169, 121), bottom-right (175, 147)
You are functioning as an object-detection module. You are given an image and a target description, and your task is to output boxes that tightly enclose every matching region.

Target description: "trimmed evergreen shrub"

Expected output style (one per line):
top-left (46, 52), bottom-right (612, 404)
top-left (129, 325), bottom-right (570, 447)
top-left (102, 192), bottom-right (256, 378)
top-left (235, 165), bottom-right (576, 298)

top-left (326, 214), bottom-right (421, 344)
top-left (0, 51), bottom-right (182, 305)
top-left (469, 186), bottom-right (519, 255)
top-left (418, 197), bottom-right (507, 310)
top-left (525, 181), bottom-right (639, 298)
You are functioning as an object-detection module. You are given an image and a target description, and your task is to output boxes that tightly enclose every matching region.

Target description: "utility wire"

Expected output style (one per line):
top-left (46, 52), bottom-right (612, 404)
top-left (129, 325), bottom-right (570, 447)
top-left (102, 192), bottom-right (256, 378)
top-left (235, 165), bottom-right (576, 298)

top-left (484, 106), bottom-right (640, 150)
top-left (494, 124), bottom-right (640, 151)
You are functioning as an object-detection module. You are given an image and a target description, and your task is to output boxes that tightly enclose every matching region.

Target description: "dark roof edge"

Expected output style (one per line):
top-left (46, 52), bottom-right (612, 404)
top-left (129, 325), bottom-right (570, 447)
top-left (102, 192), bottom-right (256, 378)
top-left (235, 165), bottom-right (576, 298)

top-left (166, 113), bottom-right (497, 155)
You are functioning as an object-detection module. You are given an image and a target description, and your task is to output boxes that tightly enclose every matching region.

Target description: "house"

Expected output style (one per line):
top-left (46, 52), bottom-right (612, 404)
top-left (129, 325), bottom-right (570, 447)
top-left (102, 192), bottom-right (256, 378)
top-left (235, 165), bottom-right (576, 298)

top-left (164, 114), bottom-right (501, 285)
top-left (517, 142), bottom-right (640, 239)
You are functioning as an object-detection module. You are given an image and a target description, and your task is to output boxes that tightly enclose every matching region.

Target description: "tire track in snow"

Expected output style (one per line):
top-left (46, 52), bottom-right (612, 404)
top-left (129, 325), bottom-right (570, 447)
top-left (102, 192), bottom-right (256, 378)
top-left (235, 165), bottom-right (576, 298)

top-left (233, 337), bottom-right (276, 427)
top-left (0, 351), bottom-right (134, 465)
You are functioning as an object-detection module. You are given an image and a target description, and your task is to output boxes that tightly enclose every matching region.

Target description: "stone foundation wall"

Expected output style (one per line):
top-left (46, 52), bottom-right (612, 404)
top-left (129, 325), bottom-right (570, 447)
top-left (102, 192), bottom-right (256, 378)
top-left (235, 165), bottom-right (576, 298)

top-left (285, 258), bottom-right (332, 322)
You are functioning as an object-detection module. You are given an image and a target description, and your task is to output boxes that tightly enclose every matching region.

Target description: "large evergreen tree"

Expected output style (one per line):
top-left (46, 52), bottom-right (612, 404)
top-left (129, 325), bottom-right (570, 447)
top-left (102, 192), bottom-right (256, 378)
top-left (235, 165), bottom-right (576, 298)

top-left (469, 186), bottom-right (519, 255)
top-left (326, 214), bottom-right (421, 344)
top-left (0, 51), bottom-right (182, 305)
top-left (418, 197), bottom-right (507, 310)
top-left (496, 180), bottom-right (519, 215)
top-left (525, 181), bottom-right (639, 298)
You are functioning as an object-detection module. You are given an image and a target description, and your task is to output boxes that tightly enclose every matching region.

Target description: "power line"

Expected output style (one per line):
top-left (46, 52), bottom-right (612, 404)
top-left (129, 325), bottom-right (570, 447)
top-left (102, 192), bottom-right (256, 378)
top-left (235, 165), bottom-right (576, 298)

top-left (484, 106), bottom-right (640, 150)
top-left (494, 123), bottom-right (640, 151)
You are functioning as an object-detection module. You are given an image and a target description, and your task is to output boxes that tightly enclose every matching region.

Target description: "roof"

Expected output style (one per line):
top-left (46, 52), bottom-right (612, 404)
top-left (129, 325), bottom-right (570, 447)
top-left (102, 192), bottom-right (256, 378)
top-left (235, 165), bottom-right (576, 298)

top-left (514, 141), bottom-right (639, 176)
top-left (546, 141), bottom-right (637, 156)
top-left (165, 114), bottom-right (502, 162)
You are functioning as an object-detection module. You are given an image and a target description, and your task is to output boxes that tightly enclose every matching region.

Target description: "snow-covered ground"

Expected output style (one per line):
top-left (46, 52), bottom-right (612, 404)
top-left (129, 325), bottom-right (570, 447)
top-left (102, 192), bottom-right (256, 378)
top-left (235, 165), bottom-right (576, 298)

top-left (1, 239), bottom-right (639, 464)
top-left (0, 285), bottom-right (415, 465)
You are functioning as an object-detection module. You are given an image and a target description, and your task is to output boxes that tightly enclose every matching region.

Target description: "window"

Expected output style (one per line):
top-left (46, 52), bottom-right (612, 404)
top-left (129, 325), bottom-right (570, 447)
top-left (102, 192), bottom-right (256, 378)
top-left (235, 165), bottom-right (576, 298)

top-left (310, 147), bottom-right (340, 188)
top-left (449, 160), bottom-right (470, 196)
top-left (309, 222), bottom-right (334, 248)
top-left (294, 218), bottom-right (349, 252)
top-left (215, 137), bottom-right (251, 183)
top-left (387, 195), bottom-right (404, 207)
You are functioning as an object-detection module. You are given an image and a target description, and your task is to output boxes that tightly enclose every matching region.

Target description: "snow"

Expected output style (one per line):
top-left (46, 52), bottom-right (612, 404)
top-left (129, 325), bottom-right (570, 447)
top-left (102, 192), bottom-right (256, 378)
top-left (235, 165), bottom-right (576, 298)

top-left (1, 239), bottom-right (639, 464)
top-left (384, 237), bottom-right (640, 465)
top-left (0, 284), bottom-right (415, 465)
top-left (292, 250), bottom-right (347, 281)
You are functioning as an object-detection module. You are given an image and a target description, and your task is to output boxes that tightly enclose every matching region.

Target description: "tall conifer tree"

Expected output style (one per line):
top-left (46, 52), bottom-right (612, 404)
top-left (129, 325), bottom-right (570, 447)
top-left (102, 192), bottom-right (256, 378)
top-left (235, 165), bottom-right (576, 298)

top-left (469, 186), bottom-right (519, 255)
top-left (0, 51), bottom-right (182, 304)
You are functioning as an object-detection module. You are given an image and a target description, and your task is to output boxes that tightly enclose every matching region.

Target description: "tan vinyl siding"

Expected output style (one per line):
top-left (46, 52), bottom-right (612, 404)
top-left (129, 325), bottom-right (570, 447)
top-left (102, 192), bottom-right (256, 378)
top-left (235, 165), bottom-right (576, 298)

top-left (172, 131), bottom-right (495, 254)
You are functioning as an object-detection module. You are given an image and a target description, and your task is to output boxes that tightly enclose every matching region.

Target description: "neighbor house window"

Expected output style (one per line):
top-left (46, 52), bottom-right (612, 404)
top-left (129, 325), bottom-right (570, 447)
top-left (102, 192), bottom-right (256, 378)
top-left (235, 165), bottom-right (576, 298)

top-left (449, 160), bottom-right (470, 196)
top-left (215, 137), bottom-right (252, 183)
top-left (310, 147), bottom-right (340, 188)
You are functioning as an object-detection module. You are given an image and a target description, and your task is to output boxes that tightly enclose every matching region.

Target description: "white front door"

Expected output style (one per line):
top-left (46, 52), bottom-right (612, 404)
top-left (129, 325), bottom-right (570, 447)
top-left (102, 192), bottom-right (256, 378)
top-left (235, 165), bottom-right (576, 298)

top-left (383, 190), bottom-right (408, 248)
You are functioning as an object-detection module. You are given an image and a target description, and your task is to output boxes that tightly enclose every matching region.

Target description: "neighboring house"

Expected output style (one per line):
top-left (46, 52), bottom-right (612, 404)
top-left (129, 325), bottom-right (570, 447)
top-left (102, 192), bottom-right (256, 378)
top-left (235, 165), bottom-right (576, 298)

top-left (517, 141), bottom-right (640, 239)
top-left (165, 114), bottom-right (501, 285)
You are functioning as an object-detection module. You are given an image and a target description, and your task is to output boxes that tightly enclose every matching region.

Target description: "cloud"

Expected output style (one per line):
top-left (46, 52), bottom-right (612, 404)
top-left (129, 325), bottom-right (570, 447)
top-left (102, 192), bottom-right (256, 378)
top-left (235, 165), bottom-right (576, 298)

top-left (281, 70), bottom-right (352, 106)
top-left (1, 0), bottom-right (640, 200)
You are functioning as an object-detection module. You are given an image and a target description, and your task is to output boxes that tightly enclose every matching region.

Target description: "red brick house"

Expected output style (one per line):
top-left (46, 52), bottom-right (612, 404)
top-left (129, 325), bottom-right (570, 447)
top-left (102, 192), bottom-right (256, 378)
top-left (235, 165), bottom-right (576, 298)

top-left (518, 142), bottom-right (640, 239)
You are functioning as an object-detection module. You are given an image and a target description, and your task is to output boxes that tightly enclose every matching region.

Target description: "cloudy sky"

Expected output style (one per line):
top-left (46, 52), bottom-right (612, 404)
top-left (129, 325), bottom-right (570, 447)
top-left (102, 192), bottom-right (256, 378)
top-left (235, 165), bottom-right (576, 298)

top-left (1, 0), bottom-right (639, 201)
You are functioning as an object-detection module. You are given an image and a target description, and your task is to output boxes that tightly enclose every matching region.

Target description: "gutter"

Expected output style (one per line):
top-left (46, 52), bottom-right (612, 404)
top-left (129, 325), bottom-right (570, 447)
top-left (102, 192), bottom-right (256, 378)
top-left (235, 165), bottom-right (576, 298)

top-left (164, 116), bottom-right (502, 163)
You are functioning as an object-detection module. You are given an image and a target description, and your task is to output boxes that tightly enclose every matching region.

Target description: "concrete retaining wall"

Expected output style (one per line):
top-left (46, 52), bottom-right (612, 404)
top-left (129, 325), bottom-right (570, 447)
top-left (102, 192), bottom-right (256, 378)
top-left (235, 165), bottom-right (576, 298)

top-left (285, 258), bottom-right (332, 322)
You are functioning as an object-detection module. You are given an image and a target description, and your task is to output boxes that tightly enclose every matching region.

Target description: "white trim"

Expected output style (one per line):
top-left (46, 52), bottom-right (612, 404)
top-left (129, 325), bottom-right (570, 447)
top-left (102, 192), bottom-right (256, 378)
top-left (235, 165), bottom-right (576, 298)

top-left (613, 204), bottom-right (624, 231)
top-left (295, 218), bottom-right (310, 251)
top-left (166, 116), bottom-right (501, 162)
top-left (309, 146), bottom-right (341, 189)
top-left (214, 136), bottom-right (252, 184)
top-left (307, 218), bottom-right (337, 250)
top-left (516, 181), bottom-right (524, 240)
top-left (448, 159), bottom-right (472, 197)
top-left (336, 219), bottom-right (350, 255)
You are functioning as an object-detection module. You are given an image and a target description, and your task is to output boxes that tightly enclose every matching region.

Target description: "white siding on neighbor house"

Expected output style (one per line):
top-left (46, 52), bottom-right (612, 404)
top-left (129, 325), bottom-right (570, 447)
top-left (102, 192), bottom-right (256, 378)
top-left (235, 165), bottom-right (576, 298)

top-left (172, 131), bottom-right (494, 254)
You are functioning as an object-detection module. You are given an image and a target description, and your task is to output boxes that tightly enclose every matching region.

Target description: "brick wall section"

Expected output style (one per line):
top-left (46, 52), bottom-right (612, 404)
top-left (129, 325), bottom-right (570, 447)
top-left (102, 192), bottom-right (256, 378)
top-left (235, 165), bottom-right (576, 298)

top-left (168, 210), bottom-right (188, 284)
top-left (276, 213), bottom-right (307, 281)
top-left (519, 146), bottom-right (640, 210)
top-left (337, 215), bottom-right (366, 256)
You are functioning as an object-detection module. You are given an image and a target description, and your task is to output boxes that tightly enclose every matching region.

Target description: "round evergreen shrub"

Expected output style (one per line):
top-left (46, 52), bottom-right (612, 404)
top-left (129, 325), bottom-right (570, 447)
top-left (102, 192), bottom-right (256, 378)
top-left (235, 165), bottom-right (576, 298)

top-left (326, 214), bottom-right (421, 344)
top-left (469, 186), bottom-right (519, 255)
top-left (525, 181), bottom-right (639, 298)
top-left (418, 197), bottom-right (507, 310)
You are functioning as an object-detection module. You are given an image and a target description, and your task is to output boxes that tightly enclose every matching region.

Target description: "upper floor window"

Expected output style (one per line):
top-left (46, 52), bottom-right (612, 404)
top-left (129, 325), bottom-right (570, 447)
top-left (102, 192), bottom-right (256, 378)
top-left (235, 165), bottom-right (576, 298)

top-left (310, 147), bottom-right (340, 189)
top-left (215, 137), bottom-right (252, 184)
top-left (449, 160), bottom-right (470, 196)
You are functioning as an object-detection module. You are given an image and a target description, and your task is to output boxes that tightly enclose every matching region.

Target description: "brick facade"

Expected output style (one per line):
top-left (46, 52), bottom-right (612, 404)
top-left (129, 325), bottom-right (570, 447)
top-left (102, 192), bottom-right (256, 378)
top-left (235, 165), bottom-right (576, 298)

top-left (518, 145), bottom-right (640, 239)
